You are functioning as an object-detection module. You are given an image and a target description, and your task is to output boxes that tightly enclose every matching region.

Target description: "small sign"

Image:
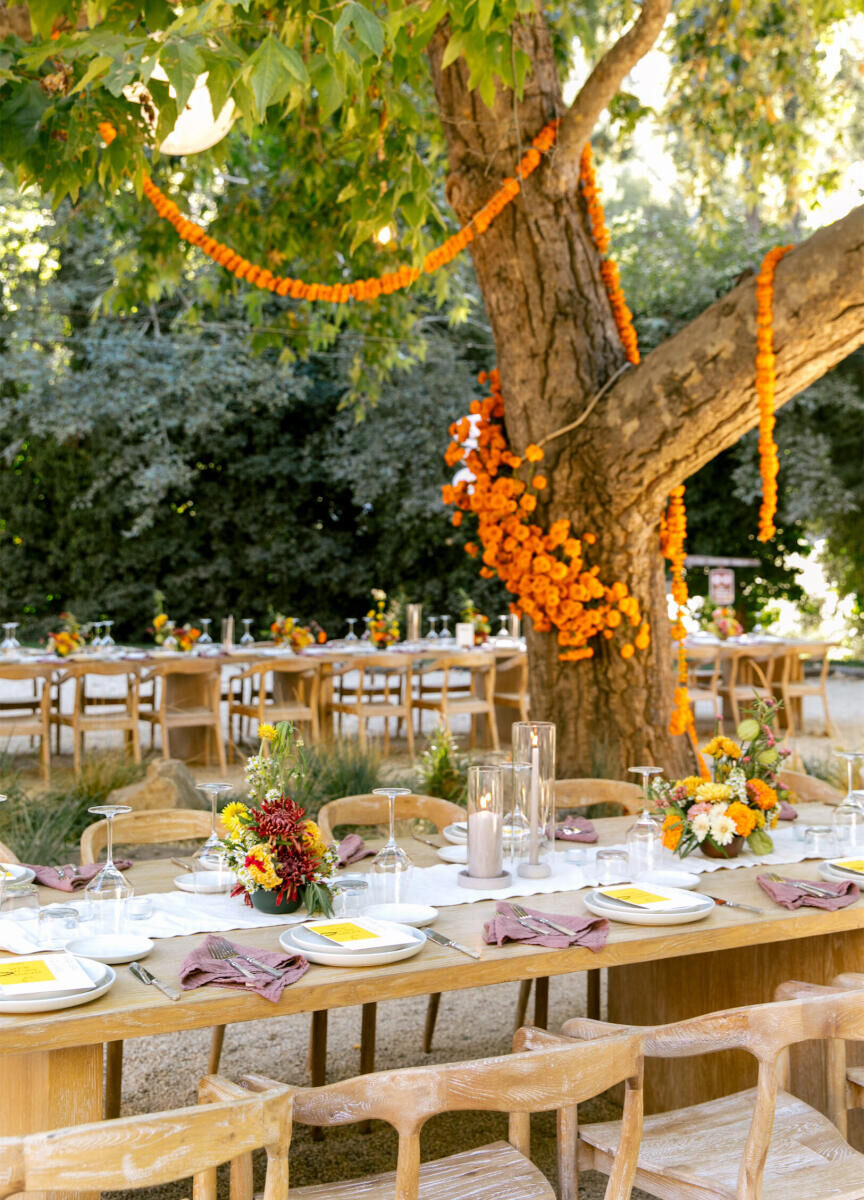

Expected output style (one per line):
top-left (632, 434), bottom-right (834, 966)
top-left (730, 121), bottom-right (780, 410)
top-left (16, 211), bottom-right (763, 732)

top-left (709, 568), bottom-right (735, 605)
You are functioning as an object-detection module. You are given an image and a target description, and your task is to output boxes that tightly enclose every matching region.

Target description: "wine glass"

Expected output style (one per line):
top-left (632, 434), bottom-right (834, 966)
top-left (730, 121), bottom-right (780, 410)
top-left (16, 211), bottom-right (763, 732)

top-left (198, 618), bottom-right (213, 644)
top-left (836, 751), bottom-right (864, 809)
top-left (497, 614), bottom-right (509, 639)
top-left (362, 616), bottom-right (372, 641)
top-left (426, 616), bottom-right (439, 641)
top-left (371, 787), bottom-right (413, 898)
top-left (240, 619), bottom-right (255, 646)
top-left (628, 764), bottom-right (664, 809)
top-left (626, 809), bottom-right (660, 878)
top-left (91, 621), bottom-right (104, 647)
top-left (439, 614), bottom-right (453, 640)
top-left (345, 618), bottom-right (359, 642)
top-left (1, 624), bottom-right (16, 654)
top-left (197, 782), bottom-right (234, 869)
top-left (7, 623), bottom-right (19, 649)
top-left (102, 620), bottom-right (115, 648)
top-left (84, 805), bottom-right (134, 933)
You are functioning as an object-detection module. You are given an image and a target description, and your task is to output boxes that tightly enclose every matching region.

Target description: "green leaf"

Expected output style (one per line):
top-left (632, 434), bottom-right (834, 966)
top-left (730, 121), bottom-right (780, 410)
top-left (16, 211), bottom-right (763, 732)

top-left (347, 2), bottom-right (384, 58)
top-left (159, 42), bottom-right (205, 113)
top-left (69, 54), bottom-right (114, 96)
top-left (245, 34), bottom-right (308, 118)
top-left (204, 56), bottom-right (235, 119)
top-left (441, 34), bottom-right (465, 71)
top-left (477, 0), bottom-right (495, 29)
top-left (317, 68), bottom-right (345, 120)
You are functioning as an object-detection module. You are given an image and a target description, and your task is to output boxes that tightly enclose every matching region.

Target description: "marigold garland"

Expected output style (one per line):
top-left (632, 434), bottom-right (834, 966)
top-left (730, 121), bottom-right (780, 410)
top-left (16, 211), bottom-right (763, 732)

top-left (755, 245), bottom-right (793, 541)
top-left (660, 487), bottom-right (694, 736)
top-left (99, 119), bottom-right (559, 303)
top-left (442, 368), bottom-right (650, 662)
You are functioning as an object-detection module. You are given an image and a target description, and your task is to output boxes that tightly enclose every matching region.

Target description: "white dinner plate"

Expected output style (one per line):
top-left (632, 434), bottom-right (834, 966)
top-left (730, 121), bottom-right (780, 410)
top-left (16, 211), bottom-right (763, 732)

top-left (0, 957), bottom-right (115, 1013)
top-left (65, 935), bottom-right (154, 965)
top-left (173, 871), bottom-right (236, 894)
top-left (819, 862), bottom-right (864, 884)
top-left (584, 889), bottom-right (714, 926)
top-left (437, 845), bottom-right (468, 865)
top-left (0, 862), bottom-right (36, 886)
top-left (288, 919), bottom-right (418, 955)
top-left (279, 924), bottom-right (426, 967)
top-left (362, 903), bottom-right (439, 928)
top-left (442, 822), bottom-right (468, 845)
top-left (639, 870), bottom-right (701, 891)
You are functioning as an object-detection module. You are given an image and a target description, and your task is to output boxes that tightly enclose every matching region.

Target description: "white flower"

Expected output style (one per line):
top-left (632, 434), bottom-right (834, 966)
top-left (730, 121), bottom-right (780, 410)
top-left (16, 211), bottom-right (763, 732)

top-left (690, 812), bottom-right (712, 843)
top-left (371, 588), bottom-right (386, 602)
top-left (709, 808), bottom-right (737, 846)
top-left (726, 767), bottom-right (747, 802)
top-left (265, 788), bottom-right (280, 803)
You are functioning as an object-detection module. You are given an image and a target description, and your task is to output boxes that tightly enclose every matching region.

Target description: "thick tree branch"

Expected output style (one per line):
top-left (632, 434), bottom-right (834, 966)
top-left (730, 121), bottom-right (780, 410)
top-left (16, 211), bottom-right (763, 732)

top-left (553, 0), bottom-right (672, 193)
top-left (599, 203), bottom-right (864, 512)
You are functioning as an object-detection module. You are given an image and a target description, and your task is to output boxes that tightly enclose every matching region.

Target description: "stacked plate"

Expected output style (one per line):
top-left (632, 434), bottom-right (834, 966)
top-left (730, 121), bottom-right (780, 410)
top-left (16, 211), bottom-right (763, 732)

top-left (0, 862), bottom-right (36, 886)
top-left (442, 821), bottom-right (468, 845)
top-left (583, 882), bottom-right (715, 926)
top-left (279, 917), bottom-right (426, 967)
top-left (820, 858), bottom-right (864, 884)
top-left (0, 955), bottom-right (116, 1013)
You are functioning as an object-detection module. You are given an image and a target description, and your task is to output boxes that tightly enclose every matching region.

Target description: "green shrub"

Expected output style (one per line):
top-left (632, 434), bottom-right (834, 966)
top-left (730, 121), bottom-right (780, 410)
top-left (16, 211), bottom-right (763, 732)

top-left (416, 726), bottom-right (468, 806)
top-left (292, 739), bottom-right (382, 820)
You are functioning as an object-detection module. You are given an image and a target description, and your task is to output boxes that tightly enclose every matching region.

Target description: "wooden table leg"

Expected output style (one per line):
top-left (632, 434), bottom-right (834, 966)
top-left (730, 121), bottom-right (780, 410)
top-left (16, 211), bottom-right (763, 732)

top-left (534, 976), bottom-right (549, 1028)
top-left (0, 1044), bottom-right (103, 1200)
top-left (309, 1010), bottom-right (328, 1142)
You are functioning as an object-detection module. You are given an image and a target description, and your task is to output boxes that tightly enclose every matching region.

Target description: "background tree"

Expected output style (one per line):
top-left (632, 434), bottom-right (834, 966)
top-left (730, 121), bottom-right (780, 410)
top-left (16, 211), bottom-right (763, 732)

top-left (2, 1), bottom-right (864, 773)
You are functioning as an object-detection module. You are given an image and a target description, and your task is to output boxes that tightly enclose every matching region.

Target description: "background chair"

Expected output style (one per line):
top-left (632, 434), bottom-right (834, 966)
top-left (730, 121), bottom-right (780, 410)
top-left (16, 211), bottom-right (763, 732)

top-left (200, 1027), bottom-right (644, 1200)
top-left (777, 768), bottom-right (843, 805)
top-left (0, 839), bottom-right (19, 863)
top-left (685, 643), bottom-right (722, 726)
top-left (227, 658), bottom-right (321, 760)
top-left (79, 807), bottom-right (219, 1120)
top-left (557, 986), bottom-right (864, 1200)
top-left (51, 660), bottom-right (141, 775)
top-left (139, 658), bottom-right (226, 769)
top-left (778, 642), bottom-right (836, 738)
top-left (414, 651), bottom-right (499, 750)
top-left (492, 649), bottom-right (530, 724)
top-left (328, 652), bottom-right (414, 757)
top-left (0, 663), bottom-right (53, 782)
top-left (0, 1082), bottom-right (293, 1200)
top-left (718, 646), bottom-right (784, 729)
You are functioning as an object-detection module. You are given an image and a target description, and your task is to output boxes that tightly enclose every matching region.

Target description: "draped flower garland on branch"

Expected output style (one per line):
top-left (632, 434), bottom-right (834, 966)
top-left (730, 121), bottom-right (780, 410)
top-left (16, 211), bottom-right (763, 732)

top-left (755, 245), bottom-right (793, 541)
top-left (659, 486), bottom-right (694, 737)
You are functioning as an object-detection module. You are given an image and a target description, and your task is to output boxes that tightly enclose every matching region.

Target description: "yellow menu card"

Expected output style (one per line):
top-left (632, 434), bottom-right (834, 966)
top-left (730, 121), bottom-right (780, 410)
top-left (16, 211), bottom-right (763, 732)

top-left (304, 918), bottom-right (417, 951)
top-left (0, 954), bottom-right (94, 996)
top-left (834, 860), bottom-right (864, 876)
top-left (600, 887), bottom-right (671, 908)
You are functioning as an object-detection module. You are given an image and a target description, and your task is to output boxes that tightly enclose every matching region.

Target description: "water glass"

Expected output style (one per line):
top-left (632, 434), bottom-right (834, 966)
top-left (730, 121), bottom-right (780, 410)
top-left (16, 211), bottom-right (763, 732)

top-left (626, 810), bottom-right (660, 879)
top-left (128, 896), bottom-right (154, 921)
top-left (38, 905), bottom-right (80, 948)
top-left (329, 876), bottom-right (369, 916)
top-left (833, 805), bottom-right (864, 854)
top-left (597, 848), bottom-right (629, 885)
top-left (803, 825), bottom-right (837, 859)
top-left (1, 883), bottom-right (39, 921)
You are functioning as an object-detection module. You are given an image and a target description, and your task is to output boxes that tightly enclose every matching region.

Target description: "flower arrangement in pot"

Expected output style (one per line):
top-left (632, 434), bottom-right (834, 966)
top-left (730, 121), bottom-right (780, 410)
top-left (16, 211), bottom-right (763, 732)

top-left (366, 589), bottom-right (400, 649)
top-left (48, 611), bottom-right (87, 657)
top-left (706, 604), bottom-right (744, 639)
top-left (653, 697), bottom-right (790, 859)
top-left (268, 614), bottom-right (327, 651)
top-left (220, 722), bottom-right (335, 915)
top-left (458, 592), bottom-right (491, 645)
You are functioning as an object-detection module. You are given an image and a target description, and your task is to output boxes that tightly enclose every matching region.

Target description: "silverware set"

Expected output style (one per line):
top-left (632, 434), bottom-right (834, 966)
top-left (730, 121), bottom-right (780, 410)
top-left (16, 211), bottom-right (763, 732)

top-left (764, 871), bottom-right (839, 898)
top-left (208, 936), bottom-right (283, 979)
top-left (55, 865), bottom-right (80, 881)
top-left (509, 902), bottom-right (575, 938)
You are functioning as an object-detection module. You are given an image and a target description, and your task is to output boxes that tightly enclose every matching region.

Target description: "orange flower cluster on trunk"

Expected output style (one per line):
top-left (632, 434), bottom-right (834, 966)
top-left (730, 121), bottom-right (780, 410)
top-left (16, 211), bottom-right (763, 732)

top-left (443, 369), bottom-right (650, 663)
top-left (660, 487), bottom-right (694, 737)
top-left (98, 120), bottom-right (558, 303)
top-left (755, 245), bottom-right (794, 541)
top-left (578, 143), bottom-right (640, 365)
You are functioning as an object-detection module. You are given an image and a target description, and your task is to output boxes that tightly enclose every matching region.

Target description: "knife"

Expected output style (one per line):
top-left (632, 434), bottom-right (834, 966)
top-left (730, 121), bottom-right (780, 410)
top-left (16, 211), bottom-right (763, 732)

top-left (424, 928), bottom-right (480, 960)
top-left (129, 961), bottom-right (181, 1001)
top-left (703, 895), bottom-right (764, 915)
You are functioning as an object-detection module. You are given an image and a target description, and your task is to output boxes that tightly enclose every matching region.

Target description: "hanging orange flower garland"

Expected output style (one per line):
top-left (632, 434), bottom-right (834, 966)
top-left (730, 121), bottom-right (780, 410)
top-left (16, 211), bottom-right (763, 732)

top-left (443, 369), bottom-right (650, 663)
top-left (99, 119), bottom-right (559, 303)
top-left (755, 244), bottom-right (793, 541)
top-left (660, 486), bottom-right (694, 737)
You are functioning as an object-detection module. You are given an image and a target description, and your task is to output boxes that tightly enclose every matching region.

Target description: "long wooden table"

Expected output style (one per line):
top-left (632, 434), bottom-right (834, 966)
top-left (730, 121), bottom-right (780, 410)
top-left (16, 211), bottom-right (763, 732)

top-left (4, 806), bottom-right (864, 1197)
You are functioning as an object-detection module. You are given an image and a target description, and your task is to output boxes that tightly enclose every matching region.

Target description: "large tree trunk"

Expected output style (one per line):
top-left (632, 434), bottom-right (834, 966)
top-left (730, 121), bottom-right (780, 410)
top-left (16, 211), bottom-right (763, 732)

top-left (429, 15), bottom-right (690, 776)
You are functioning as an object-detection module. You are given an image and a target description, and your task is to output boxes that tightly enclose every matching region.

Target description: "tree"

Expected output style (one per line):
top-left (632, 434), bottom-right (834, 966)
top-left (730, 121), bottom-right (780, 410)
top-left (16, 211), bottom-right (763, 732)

top-left (2, 1), bottom-right (864, 774)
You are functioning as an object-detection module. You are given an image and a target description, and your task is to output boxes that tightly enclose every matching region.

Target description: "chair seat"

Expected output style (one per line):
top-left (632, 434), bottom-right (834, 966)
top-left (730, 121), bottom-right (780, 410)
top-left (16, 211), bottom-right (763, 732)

top-left (231, 702), bottom-right (315, 721)
top-left (0, 715), bottom-right (44, 733)
top-left (141, 706), bottom-right (218, 723)
top-left (290, 1141), bottom-right (553, 1200)
top-left (416, 697), bottom-right (492, 716)
top-left (579, 1087), bottom-right (864, 1200)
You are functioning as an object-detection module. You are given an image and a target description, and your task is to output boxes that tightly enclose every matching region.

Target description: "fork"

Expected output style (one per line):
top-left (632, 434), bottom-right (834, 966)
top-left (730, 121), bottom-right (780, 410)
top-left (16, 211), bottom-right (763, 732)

top-left (209, 936), bottom-right (283, 979)
top-left (509, 902), bottom-right (573, 938)
top-left (208, 939), bottom-right (257, 980)
top-left (764, 871), bottom-right (836, 898)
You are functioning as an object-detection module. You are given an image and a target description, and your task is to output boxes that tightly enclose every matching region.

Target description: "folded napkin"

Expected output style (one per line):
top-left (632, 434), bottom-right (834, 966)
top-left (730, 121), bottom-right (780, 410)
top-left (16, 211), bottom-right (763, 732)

top-left (756, 873), bottom-right (859, 911)
top-left (554, 816), bottom-right (597, 843)
top-left (21, 859), bottom-right (133, 891)
top-left (778, 800), bottom-right (798, 821)
top-left (179, 934), bottom-right (308, 1002)
top-left (483, 901), bottom-right (609, 950)
top-left (337, 834), bottom-right (374, 866)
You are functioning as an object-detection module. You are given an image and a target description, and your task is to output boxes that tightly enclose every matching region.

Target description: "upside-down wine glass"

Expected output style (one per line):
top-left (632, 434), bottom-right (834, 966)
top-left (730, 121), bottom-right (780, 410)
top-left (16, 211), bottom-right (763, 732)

top-left (198, 618), bottom-right (213, 644)
top-left (362, 616), bottom-right (372, 641)
top-left (836, 751), bottom-right (864, 812)
top-left (84, 805), bottom-right (134, 932)
top-left (371, 787), bottom-right (413, 899)
top-left (344, 618), bottom-right (359, 642)
top-left (91, 621), bottom-right (104, 647)
top-left (1, 624), bottom-right (16, 653)
top-left (197, 782), bottom-right (234, 869)
top-left (497, 614), bottom-right (509, 639)
top-left (240, 619), bottom-right (255, 646)
top-left (102, 620), bottom-right (115, 648)
top-left (439, 614), bottom-right (453, 640)
top-left (426, 616), bottom-right (439, 641)
top-left (6, 623), bottom-right (19, 650)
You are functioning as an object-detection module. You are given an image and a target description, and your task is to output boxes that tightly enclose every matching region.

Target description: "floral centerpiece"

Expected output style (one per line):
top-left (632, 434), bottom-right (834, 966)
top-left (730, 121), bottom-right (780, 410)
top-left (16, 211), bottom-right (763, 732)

top-left (220, 722), bottom-right (335, 914)
top-left (149, 596), bottom-right (201, 653)
top-left (459, 592), bottom-right (491, 645)
top-left (653, 698), bottom-right (790, 859)
top-left (48, 612), bottom-right (87, 657)
top-left (704, 603), bottom-right (744, 639)
top-left (269, 614), bottom-right (327, 651)
top-left (366, 589), bottom-right (400, 649)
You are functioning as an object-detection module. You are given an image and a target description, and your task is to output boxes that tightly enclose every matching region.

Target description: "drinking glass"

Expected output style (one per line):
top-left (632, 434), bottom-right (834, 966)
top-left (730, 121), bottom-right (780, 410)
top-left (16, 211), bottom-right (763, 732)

top-left (240, 619), bottom-right (255, 645)
top-left (803, 825), bottom-right (837, 859)
top-left (362, 616), bottom-right (372, 641)
top-left (328, 875), bottom-right (369, 916)
top-left (6, 623), bottom-right (19, 649)
top-left (597, 848), bottom-right (629, 885)
top-left (371, 787), bottom-right (413, 899)
top-left (628, 765), bottom-right (664, 809)
top-left (198, 618), bottom-right (213, 644)
top-left (197, 782), bottom-right (234, 869)
top-left (426, 616), bottom-right (439, 641)
top-left (91, 621), bottom-right (104, 647)
top-left (102, 620), bottom-right (115, 648)
top-left (834, 804), bottom-right (864, 854)
top-left (345, 618), bottom-right (359, 642)
top-left (1, 882), bottom-right (39, 922)
top-left (84, 805), bottom-right (134, 933)
top-left (439, 614), bottom-right (453, 640)
top-left (836, 751), bottom-right (864, 809)
top-left (38, 906), bottom-right (80, 948)
top-left (1, 623), bottom-right (17, 654)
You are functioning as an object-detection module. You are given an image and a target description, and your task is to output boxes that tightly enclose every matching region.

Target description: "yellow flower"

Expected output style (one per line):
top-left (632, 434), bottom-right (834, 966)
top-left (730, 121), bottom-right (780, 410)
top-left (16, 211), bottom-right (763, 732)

top-left (694, 782), bottom-right (732, 804)
top-left (302, 820), bottom-right (327, 859)
top-left (244, 844), bottom-right (281, 890)
top-left (258, 723), bottom-right (277, 741)
top-left (153, 613), bottom-right (168, 630)
top-left (680, 776), bottom-right (703, 796)
top-left (221, 801), bottom-right (249, 836)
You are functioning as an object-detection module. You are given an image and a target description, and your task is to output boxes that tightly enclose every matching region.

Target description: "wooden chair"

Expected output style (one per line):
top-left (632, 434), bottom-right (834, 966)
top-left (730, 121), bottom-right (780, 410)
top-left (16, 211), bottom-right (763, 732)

top-left (0, 1081), bottom-right (294, 1200)
top-left (414, 651), bottom-right (499, 750)
top-left (718, 646), bottom-right (784, 730)
top-left (227, 659), bottom-right (321, 760)
top-left (492, 650), bottom-right (530, 723)
top-left (686, 643), bottom-right (723, 725)
top-left (777, 768), bottom-right (843, 805)
top-left (79, 807), bottom-right (219, 1121)
top-left (139, 658), bottom-right (226, 770)
top-left (553, 986), bottom-right (864, 1200)
top-left (0, 663), bottom-right (53, 782)
top-left (778, 642), bottom-right (836, 739)
top-left (0, 839), bottom-right (19, 863)
top-left (199, 1027), bottom-right (645, 1200)
top-left (328, 652), bottom-right (414, 758)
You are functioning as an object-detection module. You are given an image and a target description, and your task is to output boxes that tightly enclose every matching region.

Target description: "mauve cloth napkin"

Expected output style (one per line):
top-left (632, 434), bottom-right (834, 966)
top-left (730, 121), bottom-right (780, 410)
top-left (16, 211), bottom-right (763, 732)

top-left (554, 816), bottom-right (598, 843)
top-left (756, 873), bottom-right (859, 911)
top-left (338, 834), bottom-right (374, 866)
top-left (778, 800), bottom-right (798, 821)
top-left (21, 859), bottom-right (133, 891)
top-left (483, 901), bottom-right (609, 950)
top-left (179, 935), bottom-right (308, 1002)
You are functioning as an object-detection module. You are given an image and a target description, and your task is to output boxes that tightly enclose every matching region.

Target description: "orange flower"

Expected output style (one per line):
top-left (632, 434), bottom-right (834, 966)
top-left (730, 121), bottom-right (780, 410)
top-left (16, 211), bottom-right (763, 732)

top-left (726, 801), bottom-right (757, 838)
top-left (661, 812), bottom-right (683, 851)
top-left (525, 444), bottom-right (544, 463)
top-left (754, 245), bottom-right (794, 542)
top-left (747, 779), bottom-right (778, 810)
top-left (532, 475), bottom-right (547, 490)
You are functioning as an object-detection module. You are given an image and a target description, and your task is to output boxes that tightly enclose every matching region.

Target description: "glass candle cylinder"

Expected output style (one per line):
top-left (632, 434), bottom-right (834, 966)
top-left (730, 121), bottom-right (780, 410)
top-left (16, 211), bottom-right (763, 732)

top-left (513, 721), bottom-right (556, 879)
top-left (458, 764), bottom-right (510, 888)
top-left (502, 762), bottom-right (531, 861)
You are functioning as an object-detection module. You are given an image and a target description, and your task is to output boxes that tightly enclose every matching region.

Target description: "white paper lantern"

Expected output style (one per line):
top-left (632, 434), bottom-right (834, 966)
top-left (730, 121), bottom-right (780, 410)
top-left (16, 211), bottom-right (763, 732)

top-left (126, 64), bottom-right (235, 156)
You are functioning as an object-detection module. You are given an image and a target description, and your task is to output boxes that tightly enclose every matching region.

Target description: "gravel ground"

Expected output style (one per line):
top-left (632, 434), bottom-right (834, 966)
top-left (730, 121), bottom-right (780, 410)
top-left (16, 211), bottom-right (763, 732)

top-left (112, 974), bottom-right (659, 1200)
